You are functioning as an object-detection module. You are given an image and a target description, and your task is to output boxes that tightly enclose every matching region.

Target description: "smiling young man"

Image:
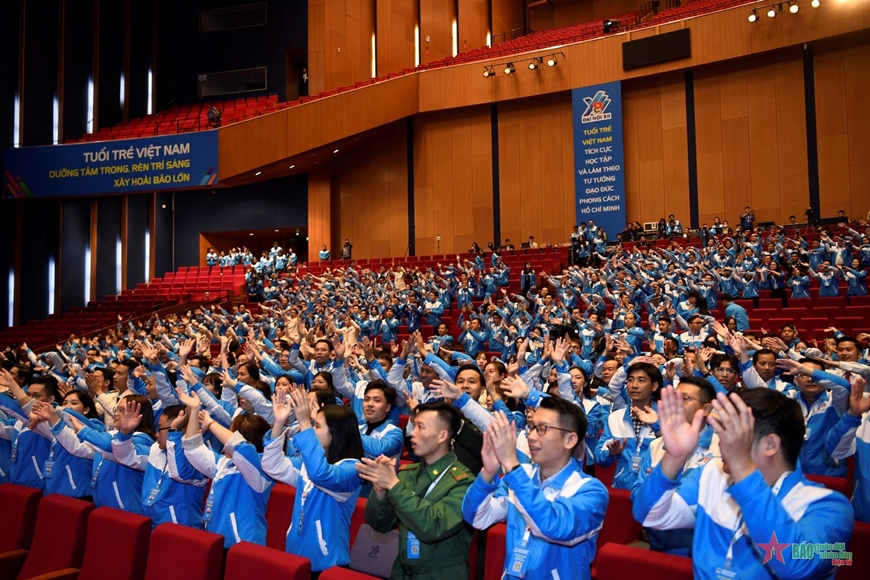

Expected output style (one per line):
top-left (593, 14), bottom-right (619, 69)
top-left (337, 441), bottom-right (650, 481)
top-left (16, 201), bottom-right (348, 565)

top-left (462, 397), bottom-right (608, 580)
top-left (633, 387), bottom-right (854, 579)
top-left (594, 361), bottom-right (662, 489)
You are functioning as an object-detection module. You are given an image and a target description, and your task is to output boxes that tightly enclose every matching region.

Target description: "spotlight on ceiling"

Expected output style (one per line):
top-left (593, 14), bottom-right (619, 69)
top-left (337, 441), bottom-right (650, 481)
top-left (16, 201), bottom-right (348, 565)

top-left (767, 7), bottom-right (777, 17)
top-left (603, 19), bottom-right (620, 33)
top-left (790, 2), bottom-right (799, 13)
top-left (748, 10), bottom-right (758, 22)
top-left (811, 0), bottom-right (820, 7)
top-left (504, 63), bottom-right (515, 75)
top-left (547, 56), bottom-right (557, 67)
top-left (289, 164), bottom-right (295, 169)
top-left (255, 171), bottom-right (261, 176)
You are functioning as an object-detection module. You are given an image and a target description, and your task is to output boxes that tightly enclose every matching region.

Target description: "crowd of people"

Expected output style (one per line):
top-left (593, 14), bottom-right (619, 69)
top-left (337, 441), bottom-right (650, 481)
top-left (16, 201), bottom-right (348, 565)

top-left (2, 214), bottom-right (870, 579)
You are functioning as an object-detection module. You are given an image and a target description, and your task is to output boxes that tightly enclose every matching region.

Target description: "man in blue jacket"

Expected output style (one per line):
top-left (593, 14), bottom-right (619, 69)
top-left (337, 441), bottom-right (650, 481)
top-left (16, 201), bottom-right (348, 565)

top-left (462, 396), bottom-right (608, 580)
top-left (633, 386), bottom-right (854, 579)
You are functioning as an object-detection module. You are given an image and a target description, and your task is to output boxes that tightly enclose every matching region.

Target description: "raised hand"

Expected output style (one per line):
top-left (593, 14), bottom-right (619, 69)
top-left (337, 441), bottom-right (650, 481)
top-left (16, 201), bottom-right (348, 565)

top-left (288, 388), bottom-right (312, 427)
top-left (429, 379), bottom-right (462, 402)
top-left (707, 392), bottom-right (756, 483)
top-left (488, 411), bottom-right (519, 471)
top-left (657, 384), bottom-right (704, 478)
top-left (117, 399), bottom-right (144, 435)
top-left (480, 430), bottom-right (501, 483)
top-left (608, 438), bottom-right (628, 457)
top-left (175, 386), bottom-right (202, 410)
top-left (500, 375), bottom-right (530, 400)
top-left (847, 377), bottom-right (870, 418)
top-left (630, 404), bottom-right (659, 425)
top-left (271, 387), bottom-right (293, 427)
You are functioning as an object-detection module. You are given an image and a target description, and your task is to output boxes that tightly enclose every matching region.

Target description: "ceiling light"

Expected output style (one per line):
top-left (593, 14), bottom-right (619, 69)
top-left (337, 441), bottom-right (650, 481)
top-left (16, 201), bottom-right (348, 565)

top-left (249, 233), bottom-right (254, 236)
top-left (333, 149), bottom-right (339, 153)
top-left (811, 0), bottom-right (820, 7)
top-left (767, 7), bottom-right (776, 17)
top-left (289, 164), bottom-right (295, 169)
top-left (255, 171), bottom-right (261, 175)
top-left (274, 229), bottom-right (279, 232)
top-left (790, 2), bottom-right (799, 13)
top-left (748, 10), bottom-right (758, 22)
top-left (547, 56), bottom-right (557, 67)
top-left (504, 63), bottom-right (515, 75)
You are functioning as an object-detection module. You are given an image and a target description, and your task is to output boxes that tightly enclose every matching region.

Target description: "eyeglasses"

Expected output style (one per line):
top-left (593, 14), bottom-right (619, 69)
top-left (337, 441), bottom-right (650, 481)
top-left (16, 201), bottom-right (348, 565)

top-left (681, 394), bottom-right (705, 404)
top-left (797, 372), bottom-right (811, 379)
top-left (524, 423), bottom-right (573, 437)
top-left (157, 426), bottom-right (171, 432)
top-left (712, 367), bottom-right (737, 375)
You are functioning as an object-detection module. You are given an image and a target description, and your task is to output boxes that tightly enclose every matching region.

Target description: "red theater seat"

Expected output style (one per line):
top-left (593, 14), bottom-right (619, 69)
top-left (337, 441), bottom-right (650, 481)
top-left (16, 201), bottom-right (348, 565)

top-left (15, 495), bottom-right (94, 580)
top-left (482, 524), bottom-right (507, 580)
top-left (596, 489), bottom-right (642, 550)
top-left (806, 474), bottom-right (850, 496)
top-left (837, 521), bottom-right (870, 580)
top-left (0, 484), bottom-right (42, 580)
top-left (595, 543), bottom-right (693, 580)
top-left (143, 523), bottom-right (223, 580)
top-left (225, 542), bottom-right (310, 580)
top-left (319, 568), bottom-right (381, 580)
top-left (265, 483), bottom-right (296, 550)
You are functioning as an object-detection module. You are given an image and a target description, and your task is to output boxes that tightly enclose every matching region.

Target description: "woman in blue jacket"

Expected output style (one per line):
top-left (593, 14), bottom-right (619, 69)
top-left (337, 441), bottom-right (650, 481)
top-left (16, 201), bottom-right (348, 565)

top-left (31, 390), bottom-right (104, 500)
top-left (173, 388), bottom-right (274, 548)
top-left (262, 386), bottom-right (364, 574)
top-left (52, 393), bottom-right (155, 514)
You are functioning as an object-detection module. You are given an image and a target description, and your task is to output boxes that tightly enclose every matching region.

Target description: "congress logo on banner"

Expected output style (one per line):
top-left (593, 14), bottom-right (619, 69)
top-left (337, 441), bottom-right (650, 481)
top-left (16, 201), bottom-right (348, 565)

top-left (572, 81), bottom-right (626, 241)
top-left (581, 90), bottom-right (613, 123)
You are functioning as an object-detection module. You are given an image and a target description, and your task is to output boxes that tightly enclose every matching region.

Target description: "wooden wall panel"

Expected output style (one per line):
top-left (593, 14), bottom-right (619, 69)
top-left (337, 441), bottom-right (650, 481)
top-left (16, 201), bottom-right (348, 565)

top-left (334, 123), bottom-right (409, 260)
top-left (458, 0), bottom-right (489, 53)
top-left (491, 0), bottom-right (522, 41)
top-left (532, 0), bottom-right (648, 33)
top-left (622, 73), bottom-right (689, 228)
top-left (309, 0), bottom-right (375, 93)
top-left (376, 0), bottom-right (416, 76)
top-left (814, 35), bottom-right (870, 220)
top-left (498, 93), bottom-right (575, 248)
top-left (421, 0), bottom-right (457, 64)
top-left (414, 106), bottom-right (493, 256)
top-left (308, 168), bottom-right (333, 262)
top-left (694, 50), bottom-right (809, 227)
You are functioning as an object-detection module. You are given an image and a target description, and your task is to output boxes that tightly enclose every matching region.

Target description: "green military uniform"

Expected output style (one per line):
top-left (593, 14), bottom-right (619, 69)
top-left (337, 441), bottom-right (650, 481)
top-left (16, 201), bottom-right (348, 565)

top-left (365, 451), bottom-right (476, 579)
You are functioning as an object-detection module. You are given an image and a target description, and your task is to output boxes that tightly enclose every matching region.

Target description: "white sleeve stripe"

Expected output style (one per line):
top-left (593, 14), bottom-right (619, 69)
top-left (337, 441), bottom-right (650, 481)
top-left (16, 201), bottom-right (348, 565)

top-left (642, 489), bottom-right (696, 529)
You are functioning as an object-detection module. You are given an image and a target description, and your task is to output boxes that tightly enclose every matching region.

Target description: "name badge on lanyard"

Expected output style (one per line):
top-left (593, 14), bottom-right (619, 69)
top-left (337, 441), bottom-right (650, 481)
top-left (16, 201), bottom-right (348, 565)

top-left (507, 527), bottom-right (531, 578)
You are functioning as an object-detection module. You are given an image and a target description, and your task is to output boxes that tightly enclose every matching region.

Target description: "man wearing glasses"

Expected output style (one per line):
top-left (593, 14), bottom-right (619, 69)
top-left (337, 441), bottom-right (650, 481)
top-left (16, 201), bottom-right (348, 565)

top-left (630, 376), bottom-right (718, 556)
top-left (462, 396), bottom-right (608, 580)
top-left (697, 352), bottom-right (741, 394)
top-left (0, 372), bottom-right (59, 489)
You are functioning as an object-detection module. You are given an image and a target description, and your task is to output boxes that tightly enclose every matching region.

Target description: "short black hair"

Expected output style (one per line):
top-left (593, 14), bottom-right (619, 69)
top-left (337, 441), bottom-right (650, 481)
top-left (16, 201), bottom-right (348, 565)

top-left (29, 375), bottom-right (60, 402)
top-left (737, 388), bottom-right (804, 468)
top-left (675, 377), bottom-right (716, 404)
top-left (835, 336), bottom-right (861, 350)
top-left (414, 401), bottom-right (463, 442)
top-left (627, 361), bottom-right (663, 399)
top-left (538, 395), bottom-right (587, 452)
top-left (721, 293), bottom-right (734, 303)
top-left (752, 348), bottom-right (777, 364)
top-left (364, 380), bottom-right (397, 407)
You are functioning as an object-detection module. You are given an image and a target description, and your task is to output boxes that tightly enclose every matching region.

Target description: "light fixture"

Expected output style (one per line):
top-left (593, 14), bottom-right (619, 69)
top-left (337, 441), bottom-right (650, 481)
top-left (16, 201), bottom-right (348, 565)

top-left (289, 164), bottom-right (295, 169)
top-left (789, 1), bottom-right (799, 13)
top-left (255, 171), bottom-right (261, 175)
top-left (504, 63), bottom-right (515, 75)
top-left (249, 233), bottom-right (254, 236)
top-left (811, 0), bottom-right (820, 7)
top-left (482, 67), bottom-right (493, 78)
top-left (547, 56), bottom-right (557, 67)
top-left (274, 229), bottom-right (279, 232)
top-left (748, 10), bottom-right (758, 22)
top-left (603, 19), bottom-right (620, 33)
top-left (767, 7), bottom-right (777, 17)
top-left (528, 58), bottom-right (541, 71)
top-left (333, 149), bottom-right (339, 153)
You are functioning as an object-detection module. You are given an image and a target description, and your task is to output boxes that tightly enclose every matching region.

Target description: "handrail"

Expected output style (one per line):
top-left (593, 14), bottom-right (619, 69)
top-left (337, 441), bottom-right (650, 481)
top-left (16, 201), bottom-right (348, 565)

top-left (492, 26), bottom-right (533, 44)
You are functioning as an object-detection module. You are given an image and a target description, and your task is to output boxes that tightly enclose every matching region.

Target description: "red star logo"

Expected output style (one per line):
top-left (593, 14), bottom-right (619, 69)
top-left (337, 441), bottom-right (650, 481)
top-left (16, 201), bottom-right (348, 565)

top-left (757, 531), bottom-right (790, 565)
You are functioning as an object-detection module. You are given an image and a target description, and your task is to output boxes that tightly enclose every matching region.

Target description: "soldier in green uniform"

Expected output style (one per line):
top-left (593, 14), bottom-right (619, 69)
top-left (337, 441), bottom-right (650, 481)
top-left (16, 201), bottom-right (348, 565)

top-left (357, 401), bottom-right (476, 580)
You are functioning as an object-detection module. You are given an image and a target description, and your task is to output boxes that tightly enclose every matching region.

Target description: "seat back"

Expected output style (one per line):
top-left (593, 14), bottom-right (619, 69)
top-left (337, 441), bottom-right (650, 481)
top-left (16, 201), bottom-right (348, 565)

top-left (596, 489), bottom-right (642, 550)
top-left (17, 495), bottom-right (94, 579)
top-left (596, 543), bottom-right (693, 579)
top-left (837, 521), bottom-right (870, 580)
top-left (482, 524), bottom-right (507, 580)
top-left (319, 567), bottom-right (381, 580)
top-left (0, 484), bottom-right (42, 552)
top-left (224, 541), bottom-right (310, 580)
top-left (805, 474), bottom-right (850, 497)
top-left (265, 483), bottom-right (296, 550)
top-left (143, 523), bottom-right (223, 580)
top-left (78, 507), bottom-right (151, 580)
top-left (349, 497), bottom-right (368, 548)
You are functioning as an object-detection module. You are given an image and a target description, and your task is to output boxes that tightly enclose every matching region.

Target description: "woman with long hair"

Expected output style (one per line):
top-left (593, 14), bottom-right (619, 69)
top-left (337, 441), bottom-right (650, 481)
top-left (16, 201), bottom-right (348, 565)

top-left (262, 387), bottom-right (364, 574)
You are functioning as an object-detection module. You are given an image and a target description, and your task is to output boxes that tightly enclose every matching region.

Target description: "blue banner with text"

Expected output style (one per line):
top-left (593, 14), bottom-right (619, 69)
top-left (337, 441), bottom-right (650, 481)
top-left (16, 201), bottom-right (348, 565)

top-left (571, 80), bottom-right (626, 241)
top-left (3, 131), bottom-right (218, 199)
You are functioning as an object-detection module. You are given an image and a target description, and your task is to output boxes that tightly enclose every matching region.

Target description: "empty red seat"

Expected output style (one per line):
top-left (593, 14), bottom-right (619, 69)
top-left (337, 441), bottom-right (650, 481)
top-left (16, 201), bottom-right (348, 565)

top-left (16, 495), bottom-right (94, 579)
top-left (806, 474), bottom-right (850, 496)
top-left (63, 507), bottom-right (152, 580)
top-left (838, 521), bottom-right (870, 580)
top-left (482, 523), bottom-right (507, 580)
top-left (265, 484), bottom-right (296, 550)
top-left (144, 523), bottom-right (223, 580)
top-left (0, 484), bottom-right (42, 578)
top-left (596, 543), bottom-right (693, 579)
top-left (596, 488), bottom-right (642, 551)
top-left (225, 542), bottom-right (310, 580)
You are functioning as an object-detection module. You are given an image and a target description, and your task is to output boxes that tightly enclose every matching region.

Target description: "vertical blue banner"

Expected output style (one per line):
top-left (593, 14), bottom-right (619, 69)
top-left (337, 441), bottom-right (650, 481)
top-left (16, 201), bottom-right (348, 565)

top-left (571, 81), bottom-right (626, 241)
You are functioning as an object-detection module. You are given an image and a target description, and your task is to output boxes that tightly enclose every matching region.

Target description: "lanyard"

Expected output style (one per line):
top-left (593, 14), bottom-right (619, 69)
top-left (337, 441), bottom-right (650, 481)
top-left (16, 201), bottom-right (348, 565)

top-left (422, 461), bottom-right (455, 499)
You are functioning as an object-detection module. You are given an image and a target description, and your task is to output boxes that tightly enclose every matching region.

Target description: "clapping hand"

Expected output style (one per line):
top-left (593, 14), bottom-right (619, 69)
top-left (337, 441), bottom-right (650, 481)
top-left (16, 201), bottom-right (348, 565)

top-left (707, 392), bottom-right (756, 483)
top-left (429, 379), bottom-right (462, 401)
top-left (117, 399), bottom-right (144, 435)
